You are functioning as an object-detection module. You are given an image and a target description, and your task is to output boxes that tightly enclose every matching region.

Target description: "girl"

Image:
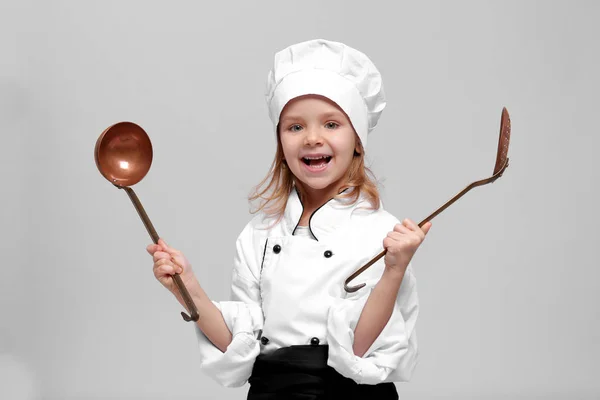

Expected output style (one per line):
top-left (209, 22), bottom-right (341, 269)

top-left (147, 39), bottom-right (432, 399)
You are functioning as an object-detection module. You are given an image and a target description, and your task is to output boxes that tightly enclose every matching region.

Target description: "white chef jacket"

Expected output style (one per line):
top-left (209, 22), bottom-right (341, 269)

top-left (195, 188), bottom-right (419, 387)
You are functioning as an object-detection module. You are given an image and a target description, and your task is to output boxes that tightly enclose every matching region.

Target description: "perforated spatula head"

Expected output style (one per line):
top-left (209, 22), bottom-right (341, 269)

top-left (343, 106), bottom-right (513, 293)
top-left (493, 107), bottom-right (511, 175)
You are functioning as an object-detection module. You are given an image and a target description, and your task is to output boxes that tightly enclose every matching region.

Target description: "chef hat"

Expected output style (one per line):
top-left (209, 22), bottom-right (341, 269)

top-left (265, 39), bottom-right (386, 149)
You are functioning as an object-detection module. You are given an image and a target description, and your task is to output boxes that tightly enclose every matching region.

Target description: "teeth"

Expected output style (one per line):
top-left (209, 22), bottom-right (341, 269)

top-left (303, 156), bottom-right (328, 160)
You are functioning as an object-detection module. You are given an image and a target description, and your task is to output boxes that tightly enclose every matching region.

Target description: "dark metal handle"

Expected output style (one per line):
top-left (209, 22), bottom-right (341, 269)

top-left (120, 186), bottom-right (200, 322)
top-left (343, 159), bottom-right (509, 293)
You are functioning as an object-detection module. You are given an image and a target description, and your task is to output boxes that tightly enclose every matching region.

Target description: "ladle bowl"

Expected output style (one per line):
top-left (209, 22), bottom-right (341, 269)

top-left (95, 122), bottom-right (199, 321)
top-left (94, 122), bottom-right (153, 187)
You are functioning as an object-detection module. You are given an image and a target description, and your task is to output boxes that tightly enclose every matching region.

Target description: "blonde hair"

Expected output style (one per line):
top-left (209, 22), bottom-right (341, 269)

top-left (248, 131), bottom-right (380, 220)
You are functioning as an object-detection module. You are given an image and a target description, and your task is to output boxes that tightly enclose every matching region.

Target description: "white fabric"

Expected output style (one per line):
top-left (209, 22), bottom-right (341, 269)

top-left (265, 39), bottom-right (386, 148)
top-left (293, 225), bottom-right (314, 239)
top-left (195, 188), bottom-right (419, 386)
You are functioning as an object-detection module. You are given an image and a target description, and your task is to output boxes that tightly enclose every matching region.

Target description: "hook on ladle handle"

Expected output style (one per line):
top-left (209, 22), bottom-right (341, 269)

top-left (343, 159), bottom-right (509, 293)
top-left (120, 186), bottom-right (200, 322)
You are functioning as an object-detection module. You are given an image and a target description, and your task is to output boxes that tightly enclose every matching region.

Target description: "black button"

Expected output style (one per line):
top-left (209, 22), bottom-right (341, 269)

top-left (273, 244), bottom-right (281, 254)
top-left (310, 337), bottom-right (320, 346)
top-left (324, 250), bottom-right (333, 258)
top-left (261, 336), bottom-right (269, 345)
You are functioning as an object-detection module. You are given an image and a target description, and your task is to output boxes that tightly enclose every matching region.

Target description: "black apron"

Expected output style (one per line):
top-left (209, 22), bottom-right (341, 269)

top-left (247, 345), bottom-right (398, 400)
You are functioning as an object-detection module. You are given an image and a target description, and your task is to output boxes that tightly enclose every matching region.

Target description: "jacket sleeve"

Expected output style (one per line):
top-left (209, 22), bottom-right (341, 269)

top-left (326, 258), bottom-right (419, 385)
top-left (195, 223), bottom-right (264, 387)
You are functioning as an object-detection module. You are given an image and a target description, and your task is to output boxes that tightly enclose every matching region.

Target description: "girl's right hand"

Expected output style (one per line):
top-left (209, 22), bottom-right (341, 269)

top-left (146, 238), bottom-right (196, 296)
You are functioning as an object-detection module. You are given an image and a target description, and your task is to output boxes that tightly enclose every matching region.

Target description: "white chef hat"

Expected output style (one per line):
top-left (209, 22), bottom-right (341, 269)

top-left (265, 39), bottom-right (386, 149)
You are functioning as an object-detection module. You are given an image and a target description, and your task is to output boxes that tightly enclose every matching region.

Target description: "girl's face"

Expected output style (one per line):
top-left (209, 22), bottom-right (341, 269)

top-left (279, 95), bottom-right (360, 203)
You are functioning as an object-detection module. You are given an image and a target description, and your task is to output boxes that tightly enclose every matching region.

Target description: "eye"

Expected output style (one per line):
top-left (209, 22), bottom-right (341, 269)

top-left (325, 122), bottom-right (339, 129)
top-left (289, 124), bottom-right (303, 132)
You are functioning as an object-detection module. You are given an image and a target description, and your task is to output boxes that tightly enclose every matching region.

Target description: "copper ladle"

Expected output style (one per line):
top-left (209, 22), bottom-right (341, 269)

top-left (94, 122), bottom-right (200, 321)
top-left (344, 107), bottom-right (512, 293)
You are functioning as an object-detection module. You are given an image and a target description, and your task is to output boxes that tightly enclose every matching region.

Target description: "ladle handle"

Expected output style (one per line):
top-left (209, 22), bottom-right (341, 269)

top-left (121, 186), bottom-right (200, 322)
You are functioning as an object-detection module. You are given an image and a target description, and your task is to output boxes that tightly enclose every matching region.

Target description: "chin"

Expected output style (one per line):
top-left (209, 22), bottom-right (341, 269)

top-left (299, 179), bottom-right (339, 192)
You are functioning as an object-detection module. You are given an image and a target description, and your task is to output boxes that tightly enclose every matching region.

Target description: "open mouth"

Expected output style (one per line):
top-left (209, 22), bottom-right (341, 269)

top-left (301, 155), bottom-right (332, 167)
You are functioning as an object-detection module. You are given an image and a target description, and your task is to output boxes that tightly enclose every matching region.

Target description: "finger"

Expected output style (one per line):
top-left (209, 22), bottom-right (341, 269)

top-left (165, 259), bottom-right (184, 274)
top-left (390, 229), bottom-right (426, 249)
top-left (154, 258), bottom-right (171, 269)
top-left (383, 236), bottom-right (395, 250)
top-left (420, 222), bottom-right (432, 236)
top-left (156, 262), bottom-right (178, 277)
top-left (392, 224), bottom-right (411, 234)
top-left (147, 244), bottom-right (161, 255)
top-left (158, 238), bottom-right (181, 256)
top-left (386, 231), bottom-right (403, 241)
top-left (402, 218), bottom-right (420, 231)
top-left (404, 219), bottom-right (428, 239)
top-left (154, 256), bottom-right (185, 276)
top-left (155, 258), bottom-right (183, 274)
top-left (158, 256), bottom-right (184, 272)
top-left (170, 255), bottom-right (185, 272)
top-left (153, 251), bottom-right (172, 262)
top-left (386, 231), bottom-right (410, 247)
top-left (158, 238), bottom-right (178, 253)
top-left (383, 235), bottom-right (410, 253)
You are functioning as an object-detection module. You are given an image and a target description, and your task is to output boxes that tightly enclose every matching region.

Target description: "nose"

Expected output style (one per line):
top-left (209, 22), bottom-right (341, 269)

top-left (304, 126), bottom-right (323, 146)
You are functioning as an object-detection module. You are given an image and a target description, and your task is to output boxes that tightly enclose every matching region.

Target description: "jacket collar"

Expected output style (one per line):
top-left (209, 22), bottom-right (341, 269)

top-left (282, 186), bottom-right (369, 241)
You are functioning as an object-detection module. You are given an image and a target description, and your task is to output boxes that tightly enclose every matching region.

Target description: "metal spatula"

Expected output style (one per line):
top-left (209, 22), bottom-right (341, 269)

top-left (344, 107), bottom-right (512, 293)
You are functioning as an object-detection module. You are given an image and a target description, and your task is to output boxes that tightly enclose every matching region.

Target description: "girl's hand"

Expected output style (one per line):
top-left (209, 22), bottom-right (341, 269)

top-left (146, 238), bottom-right (196, 295)
top-left (383, 219), bottom-right (432, 277)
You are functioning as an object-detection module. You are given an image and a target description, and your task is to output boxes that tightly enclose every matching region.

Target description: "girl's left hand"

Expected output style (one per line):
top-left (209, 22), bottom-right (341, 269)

top-left (383, 219), bottom-right (432, 277)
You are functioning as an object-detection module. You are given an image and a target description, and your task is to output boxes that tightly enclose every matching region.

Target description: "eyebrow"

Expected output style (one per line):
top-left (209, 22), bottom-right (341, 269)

top-left (320, 111), bottom-right (346, 120)
top-left (280, 111), bottom-right (346, 124)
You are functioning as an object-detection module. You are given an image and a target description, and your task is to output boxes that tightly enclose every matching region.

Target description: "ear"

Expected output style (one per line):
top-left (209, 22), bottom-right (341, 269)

top-left (353, 135), bottom-right (363, 156)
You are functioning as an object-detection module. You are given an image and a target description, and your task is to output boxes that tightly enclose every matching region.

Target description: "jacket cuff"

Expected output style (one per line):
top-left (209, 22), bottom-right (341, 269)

top-left (195, 301), bottom-right (262, 387)
top-left (326, 291), bottom-right (416, 384)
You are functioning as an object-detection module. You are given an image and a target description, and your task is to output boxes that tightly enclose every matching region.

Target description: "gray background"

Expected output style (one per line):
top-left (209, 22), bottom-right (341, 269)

top-left (1, 0), bottom-right (598, 399)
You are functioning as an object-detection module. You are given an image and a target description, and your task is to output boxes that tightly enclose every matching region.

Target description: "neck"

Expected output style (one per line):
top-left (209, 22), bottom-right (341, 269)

top-left (295, 183), bottom-right (345, 226)
top-left (298, 184), bottom-right (342, 209)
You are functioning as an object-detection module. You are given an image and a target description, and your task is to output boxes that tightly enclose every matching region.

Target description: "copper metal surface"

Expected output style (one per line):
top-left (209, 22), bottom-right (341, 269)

top-left (344, 107), bottom-right (512, 293)
top-left (494, 107), bottom-right (511, 175)
top-left (95, 122), bottom-right (199, 321)
top-left (94, 122), bottom-right (153, 187)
